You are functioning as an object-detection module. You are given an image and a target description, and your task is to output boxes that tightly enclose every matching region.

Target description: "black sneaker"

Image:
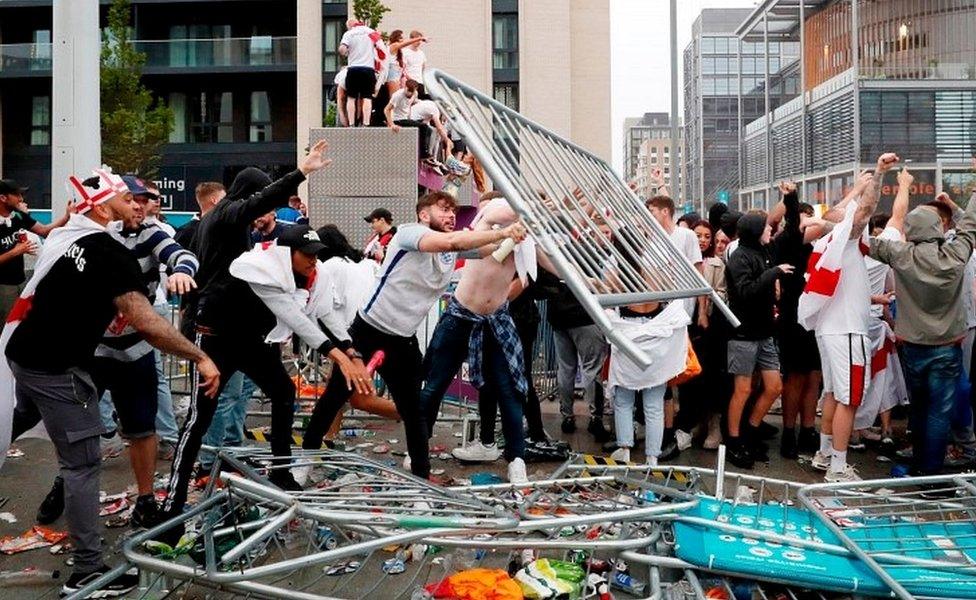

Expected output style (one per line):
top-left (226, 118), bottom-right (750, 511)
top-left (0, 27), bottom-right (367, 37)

top-left (588, 418), bottom-right (612, 443)
top-left (131, 494), bottom-right (162, 529)
top-left (780, 429), bottom-right (798, 459)
top-left (561, 416), bottom-right (576, 434)
top-left (601, 440), bottom-right (619, 453)
top-left (756, 421), bottom-right (778, 440)
top-left (37, 476), bottom-right (65, 525)
top-left (659, 440), bottom-right (680, 461)
top-left (726, 440), bottom-right (755, 469)
top-left (798, 427), bottom-right (819, 454)
top-left (269, 471), bottom-right (303, 492)
top-left (60, 566), bottom-right (138, 598)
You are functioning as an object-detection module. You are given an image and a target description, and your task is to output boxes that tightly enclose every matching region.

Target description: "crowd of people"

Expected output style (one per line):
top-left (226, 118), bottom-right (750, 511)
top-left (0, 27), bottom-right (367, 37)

top-left (0, 96), bottom-right (974, 596)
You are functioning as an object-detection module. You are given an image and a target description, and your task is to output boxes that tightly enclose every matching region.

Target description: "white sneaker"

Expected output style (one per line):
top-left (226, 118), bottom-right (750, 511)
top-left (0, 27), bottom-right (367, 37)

top-left (675, 429), bottom-right (693, 451)
top-left (703, 415), bottom-right (722, 450)
top-left (609, 447), bottom-right (631, 463)
top-left (402, 455), bottom-right (412, 472)
top-left (101, 433), bottom-right (125, 460)
top-left (825, 464), bottom-right (861, 483)
top-left (646, 455), bottom-right (659, 467)
top-left (507, 457), bottom-right (529, 484)
top-left (811, 450), bottom-right (831, 471)
top-left (451, 441), bottom-right (502, 463)
top-left (291, 464), bottom-right (312, 487)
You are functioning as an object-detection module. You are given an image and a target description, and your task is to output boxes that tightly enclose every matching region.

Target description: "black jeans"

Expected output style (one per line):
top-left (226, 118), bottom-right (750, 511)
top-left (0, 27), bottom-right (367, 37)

top-left (162, 329), bottom-right (295, 516)
top-left (480, 314), bottom-right (545, 443)
top-left (394, 119), bottom-right (432, 159)
top-left (303, 316), bottom-right (425, 471)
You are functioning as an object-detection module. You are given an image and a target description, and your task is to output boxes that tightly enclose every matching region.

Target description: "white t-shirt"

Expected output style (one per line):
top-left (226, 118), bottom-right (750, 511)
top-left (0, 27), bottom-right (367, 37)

top-left (817, 238), bottom-right (871, 336)
top-left (409, 99), bottom-right (440, 123)
top-left (358, 223), bottom-right (457, 337)
top-left (334, 67), bottom-right (347, 89)
top-left (401, 45), bottom-right (425, 81)
top-left (725, 238), bottom-right (739, 259)
top-left (865, 226), bottom-right (900, 318)
top-left (339, 26), bottom-right (376, 69)
top-left (321, 257), bottom-right (379, 331)
top-left (388, 89), bottom-right (416, 121)
top-left (669, 226), bottom-right (703, 316)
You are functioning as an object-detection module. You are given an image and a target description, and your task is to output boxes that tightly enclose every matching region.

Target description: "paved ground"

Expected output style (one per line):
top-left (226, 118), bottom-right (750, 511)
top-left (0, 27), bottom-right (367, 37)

top-left (0, 395), bottom-right (901, 598)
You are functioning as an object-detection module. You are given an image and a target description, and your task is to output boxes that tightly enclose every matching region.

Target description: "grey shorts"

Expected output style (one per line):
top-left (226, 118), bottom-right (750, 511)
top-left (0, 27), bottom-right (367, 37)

top-left (727, 337), bottom-right (780, 375)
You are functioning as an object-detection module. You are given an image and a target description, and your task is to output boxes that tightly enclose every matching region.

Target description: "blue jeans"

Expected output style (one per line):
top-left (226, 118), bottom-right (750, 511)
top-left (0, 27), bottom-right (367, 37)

top-left (613, 385), bottom-right (666, 458)
top-left (200, 371), bottom-right (256, 466)
top-left (418, 312), bottom-right (525, 477)
top-left (154, 351), bottom-right (180, 442)
top-left (900, 343), bottom-right (962, 475)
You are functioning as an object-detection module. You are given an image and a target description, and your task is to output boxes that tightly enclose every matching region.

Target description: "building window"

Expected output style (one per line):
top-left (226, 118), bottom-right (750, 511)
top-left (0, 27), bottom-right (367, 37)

top-left (249, 91), bottom-right (272, 142)
top-left (30, 96), bottom-right (50, 146)
top-left (32, 30), bottom-right (51, 70)
top-left (323, 18), bottom-right (344, 72)
top-left (249, 35), bottom-right (273, 66)
top-left (168, 24), bottom-right (231, 67)
top-left (191, 91), bottom-right (233, 143)
top-left (492, 14), bottom-right (518, 70)
top-left (168, 92), bottom-right (187, 143)
top-left (493, 83), bottom-right (519, 111)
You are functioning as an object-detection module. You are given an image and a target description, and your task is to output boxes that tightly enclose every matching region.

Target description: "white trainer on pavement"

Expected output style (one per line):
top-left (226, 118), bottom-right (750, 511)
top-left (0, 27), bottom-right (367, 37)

top-left (703, 415), bottom-right (722, 449)
top-left (646, 455), bottom-right (659, 467)
top-left (451, 441), bottom-right (502, 463)
top-left (825, 464), bottom-right (861, 483)
top-left (402, 454), bottom-right (412, 472)
top-left (675, 429), bottom-right (693, 451)
top-left (811, 450), bottom-right (831, 471)
top-left (507, 457), bottom-right (529, 484)
top-left (609, 447), bottom-right (631, 463)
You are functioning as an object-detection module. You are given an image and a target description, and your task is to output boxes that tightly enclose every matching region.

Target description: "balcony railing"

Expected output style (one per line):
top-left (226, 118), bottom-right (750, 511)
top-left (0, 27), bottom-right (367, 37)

top-left (1, 37), bottom-right (296, 76)
top-left (136, 36), bottom-right (296, 70)
top-left (0, 43), bottom-right (52, 74)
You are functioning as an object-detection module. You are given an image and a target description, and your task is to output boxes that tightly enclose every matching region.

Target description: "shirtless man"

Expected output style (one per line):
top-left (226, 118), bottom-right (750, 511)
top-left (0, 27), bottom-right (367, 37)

top-left (417, 195), bottom-right (535, 483)
top-left (300, 191), bottom-right (526, 481)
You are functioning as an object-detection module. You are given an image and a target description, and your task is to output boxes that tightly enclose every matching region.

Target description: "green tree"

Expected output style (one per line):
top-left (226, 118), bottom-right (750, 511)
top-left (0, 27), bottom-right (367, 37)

top-left (353, 0), bottom-right (390, 29)
top-left (101, 0), bottom-right (173, 178)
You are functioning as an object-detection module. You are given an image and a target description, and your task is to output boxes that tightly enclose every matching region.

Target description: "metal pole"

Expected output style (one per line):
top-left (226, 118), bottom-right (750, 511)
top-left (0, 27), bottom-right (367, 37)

top-left (669, 0), bottom-right (680, 206)
top-left (52, 0), bottom-right (101, 215)
top-left (851, 0), bottom-right (861, 174)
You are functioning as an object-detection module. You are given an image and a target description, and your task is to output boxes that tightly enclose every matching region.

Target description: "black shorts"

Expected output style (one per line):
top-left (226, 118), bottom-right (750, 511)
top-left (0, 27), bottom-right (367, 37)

top-left (778, 322), bottom-right (822, 374)
top-left (90, 352), bottom-right (159, 438)
top-left (345, 67), bottom-right (377, 99)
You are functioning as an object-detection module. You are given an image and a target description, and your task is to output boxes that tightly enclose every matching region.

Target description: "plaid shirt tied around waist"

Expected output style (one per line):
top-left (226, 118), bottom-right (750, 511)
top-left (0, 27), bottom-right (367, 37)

top-left (445, 296), bottom-right (527, 395)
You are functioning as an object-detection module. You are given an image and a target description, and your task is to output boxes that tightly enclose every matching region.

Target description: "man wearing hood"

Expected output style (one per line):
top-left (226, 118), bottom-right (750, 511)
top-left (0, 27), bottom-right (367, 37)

top-left (724, 211), bottom-right (793, 468)
top-left (162, 141), bottom-right (333, 523)
top-left (868, 158), bottom-right (976, 476)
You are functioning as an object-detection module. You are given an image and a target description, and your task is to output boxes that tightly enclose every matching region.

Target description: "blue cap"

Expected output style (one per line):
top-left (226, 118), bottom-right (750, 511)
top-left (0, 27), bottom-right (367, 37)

top-left (122, 175), bottom-right (158, 199)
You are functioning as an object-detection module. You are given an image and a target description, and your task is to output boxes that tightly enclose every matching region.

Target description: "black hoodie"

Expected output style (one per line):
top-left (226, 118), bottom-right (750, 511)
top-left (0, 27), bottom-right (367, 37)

top-left (191, 167), bottom-right (306, 336)
top-left (725, 213), bottom-right (782, 340)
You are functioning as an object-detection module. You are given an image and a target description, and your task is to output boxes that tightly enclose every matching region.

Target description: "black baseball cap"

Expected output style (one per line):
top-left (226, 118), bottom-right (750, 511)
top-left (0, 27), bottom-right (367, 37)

top-left (0, 179), bottom-right (28, 196)
top-left (277, 224), bottom-right (327, 255)
top-left (364, 207), bottom-right (393, 223)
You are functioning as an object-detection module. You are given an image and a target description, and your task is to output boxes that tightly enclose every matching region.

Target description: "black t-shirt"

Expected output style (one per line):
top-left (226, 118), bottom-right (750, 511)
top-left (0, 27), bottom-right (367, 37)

top-left (0, 210), bottom-right (38, 285)
top-left (6, 232), bottom-right (145, 373)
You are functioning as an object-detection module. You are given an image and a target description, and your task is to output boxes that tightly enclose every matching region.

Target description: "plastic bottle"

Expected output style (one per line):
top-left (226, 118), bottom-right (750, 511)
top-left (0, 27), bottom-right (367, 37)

top-left (0, 568), bottom-right (61, 586)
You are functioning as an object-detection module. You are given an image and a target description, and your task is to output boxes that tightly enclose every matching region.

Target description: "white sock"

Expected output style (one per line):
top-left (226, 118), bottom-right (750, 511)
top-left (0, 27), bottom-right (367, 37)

top-left (830, 450), bottom-right (847, 473)
top-left (820, 433), bottom-right (833, 456)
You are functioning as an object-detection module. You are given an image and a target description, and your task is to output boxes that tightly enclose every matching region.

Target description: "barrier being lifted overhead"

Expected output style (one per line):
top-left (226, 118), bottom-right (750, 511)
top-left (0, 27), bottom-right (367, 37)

top-left (424, 69), bottom-right (739, 368)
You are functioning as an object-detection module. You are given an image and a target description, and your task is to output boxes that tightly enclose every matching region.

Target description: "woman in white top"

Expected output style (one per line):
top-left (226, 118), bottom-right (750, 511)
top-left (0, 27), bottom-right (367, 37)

top-left (385, 30), bottom-right (426, 95)
top-left (400, 30), bottom-right (428, 96)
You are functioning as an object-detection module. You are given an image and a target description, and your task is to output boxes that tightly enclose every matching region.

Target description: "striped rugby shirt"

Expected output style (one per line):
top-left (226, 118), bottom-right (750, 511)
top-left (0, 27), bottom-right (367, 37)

top-left (95, 222), bottom-right (199, 361)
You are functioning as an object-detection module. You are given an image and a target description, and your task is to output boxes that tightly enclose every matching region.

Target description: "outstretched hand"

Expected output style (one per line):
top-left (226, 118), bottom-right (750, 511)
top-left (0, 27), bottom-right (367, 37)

top-left (300, 140), bottom-right (333, 176)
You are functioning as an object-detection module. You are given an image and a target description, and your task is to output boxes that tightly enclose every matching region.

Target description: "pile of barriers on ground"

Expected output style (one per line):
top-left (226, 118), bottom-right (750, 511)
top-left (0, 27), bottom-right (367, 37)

top-left (68, 448), bottom-right (976, 600)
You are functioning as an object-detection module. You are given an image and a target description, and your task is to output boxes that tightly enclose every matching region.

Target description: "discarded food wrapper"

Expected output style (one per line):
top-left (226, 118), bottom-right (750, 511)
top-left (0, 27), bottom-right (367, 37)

top-left (0, 512), bottom-right (17, 524)
top-left (387, 439), bottom-right (399, 444)
top-left (382, 557), bottom-right (406, 574)
top-left (99, 498), bottom-right (130, 517)
top-left (0, 526), bottom-right (69, 555)
top-left (50, 542), bottom-right (72, 555)
top-left (324, 561), bottom-right (361, 576)
top-left (430, 468), bottom-right (446, 476)
top-left (5, 447), bottom-right (24, 459)
top-left (437, 452), bottom-right (451, 460)
top-left (371, 444), bottom-right (390, 454)
top-left (99, 491), bottom-right (129, 504)
top-left (431, 444), bottom-right (447, 453)
top-left (470, 472), bottom-right (504, 485)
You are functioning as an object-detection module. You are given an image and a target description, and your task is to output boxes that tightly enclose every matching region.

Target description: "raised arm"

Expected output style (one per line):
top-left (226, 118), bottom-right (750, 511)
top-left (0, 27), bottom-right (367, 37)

top-left (850, 153), bottom-right (900, 238)
top-left (822, 169), bottom-right (873, 223)
top-left (889, 167), bottom-right (913, 234)
top-left (31, 204), bottom-right (70, 237)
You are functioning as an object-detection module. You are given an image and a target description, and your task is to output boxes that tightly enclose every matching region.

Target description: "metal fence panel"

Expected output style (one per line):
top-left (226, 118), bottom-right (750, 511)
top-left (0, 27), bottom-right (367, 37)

top-left (425, 69), bottom-right (737, 367)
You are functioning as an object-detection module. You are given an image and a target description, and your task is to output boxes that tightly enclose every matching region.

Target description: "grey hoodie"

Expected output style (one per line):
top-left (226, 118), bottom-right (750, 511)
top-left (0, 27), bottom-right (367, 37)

top-left (869, 194), bottom-right (976, 345)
